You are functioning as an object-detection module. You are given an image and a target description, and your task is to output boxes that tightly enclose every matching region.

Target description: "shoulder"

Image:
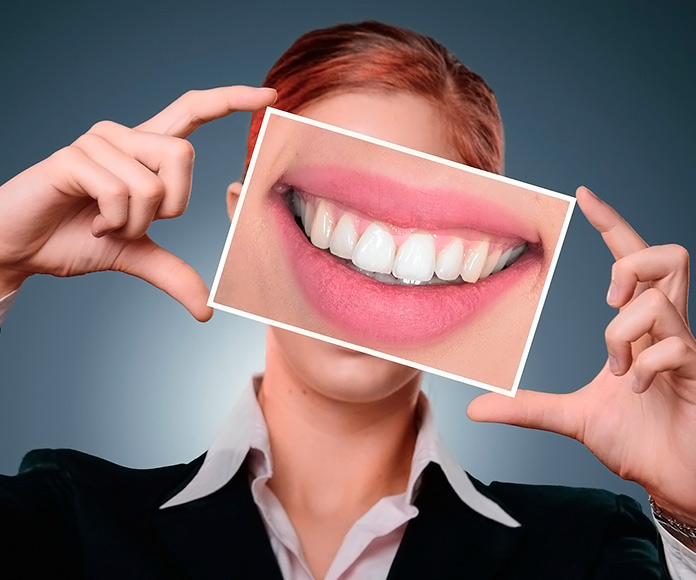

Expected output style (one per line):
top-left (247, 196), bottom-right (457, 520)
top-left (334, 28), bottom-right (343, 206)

top-left (475, 477), bottom-right (649, 528)
top-left (16, 448), bottom-right (205, 510)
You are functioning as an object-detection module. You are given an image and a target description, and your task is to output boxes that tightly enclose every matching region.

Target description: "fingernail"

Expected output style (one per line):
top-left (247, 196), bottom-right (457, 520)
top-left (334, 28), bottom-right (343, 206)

top-left (259, 87), bottom-right (278, 104)
top-left (580, 185), bottom-right (597, 198)
top-left (630, 374), bottom-right (642, 393)
top-left (608, 356), bottom-right (619, 374)
top-left (606, 281), bottom-right (618, 305)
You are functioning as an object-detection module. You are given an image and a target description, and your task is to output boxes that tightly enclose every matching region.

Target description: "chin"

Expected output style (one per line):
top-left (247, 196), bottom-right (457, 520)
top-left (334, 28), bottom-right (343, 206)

top-left (270, 328), bottom-right (422, 404)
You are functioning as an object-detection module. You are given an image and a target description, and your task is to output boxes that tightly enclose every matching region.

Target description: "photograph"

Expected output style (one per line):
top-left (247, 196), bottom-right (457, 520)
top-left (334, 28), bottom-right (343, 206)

top-left (212, 109), bottom-right (574, 393)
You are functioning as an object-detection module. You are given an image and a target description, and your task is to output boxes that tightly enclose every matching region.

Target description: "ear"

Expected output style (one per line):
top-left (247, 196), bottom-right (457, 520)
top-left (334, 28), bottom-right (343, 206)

top-left (226, 181), bottom-right (243, 221)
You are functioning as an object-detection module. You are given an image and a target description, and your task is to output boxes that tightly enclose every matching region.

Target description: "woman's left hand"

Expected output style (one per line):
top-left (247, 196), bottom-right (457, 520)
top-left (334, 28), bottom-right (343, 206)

top-left (468, 186), bottom-right (696, 529)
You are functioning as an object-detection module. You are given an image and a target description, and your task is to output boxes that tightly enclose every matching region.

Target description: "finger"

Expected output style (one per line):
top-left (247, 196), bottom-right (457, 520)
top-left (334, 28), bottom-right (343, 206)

top-left (136, 86), bottom-right (277, 138)
top-left (631, 336), bottom-right (696, 394)
top-left (605, 287), bottom-right (693, 376)
top-left (467, 390), bottom-right (582, 440)
top-left (608, 244), bottom-right (689, 318)
top-left (48, 146), bottom-right (130, 237)
top-left (115, 236), bottom-right (213, 321)
top-left (72, 133), bottom-right (165, 238)
top-left (89, 121), bottom-right (194, 219)
top-left (576, 186), bottom-right (648, 261)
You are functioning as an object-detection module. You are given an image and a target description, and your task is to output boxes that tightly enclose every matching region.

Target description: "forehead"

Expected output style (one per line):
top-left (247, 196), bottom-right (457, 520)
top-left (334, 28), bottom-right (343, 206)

top-left (296, 91), bottom-right (459, 162)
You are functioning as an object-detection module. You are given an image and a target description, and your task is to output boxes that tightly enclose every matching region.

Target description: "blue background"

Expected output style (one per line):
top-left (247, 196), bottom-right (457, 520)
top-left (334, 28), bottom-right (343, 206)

top-left (1, 0), bottom-right (695, 512)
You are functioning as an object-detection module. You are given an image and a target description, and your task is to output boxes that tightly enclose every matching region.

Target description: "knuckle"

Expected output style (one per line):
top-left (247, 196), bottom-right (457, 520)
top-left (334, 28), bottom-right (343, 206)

top-left (88, 119), bottom-right (118, 135)
top-left (51, 145), bottom-right (82, 165)
top-left (171, 138), bottom-right (195, 163)
top-left (73, 132), bottom-right (104, 151)
top-left (139, 179), bottom-right (164, 202)
top-left (604, 322), bottom-right (621, 345)
top-left (101, 179), bottom-right (129, 202)
top-left (667, 335), bottom-right (689, 357)
top-left (642, 287), bottom-right (667, 310)
top-left (181, 89), bottom-right (201, 102)
top-left (178, 91), bottom-right (204, 129)
top-left (668, 243), bottom-right (689, 267)
top-left (159, 202), bottom-right (187, 219)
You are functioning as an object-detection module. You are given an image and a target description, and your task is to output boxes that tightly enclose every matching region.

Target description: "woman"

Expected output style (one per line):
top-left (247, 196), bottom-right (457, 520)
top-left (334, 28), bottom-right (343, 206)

top-left (1, 21), bottom-right (695, 579)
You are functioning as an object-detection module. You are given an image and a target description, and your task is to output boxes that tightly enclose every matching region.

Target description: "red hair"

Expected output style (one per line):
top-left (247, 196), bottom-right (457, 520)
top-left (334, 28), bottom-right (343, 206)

top-left (246, 21), bottom-right (503, 173)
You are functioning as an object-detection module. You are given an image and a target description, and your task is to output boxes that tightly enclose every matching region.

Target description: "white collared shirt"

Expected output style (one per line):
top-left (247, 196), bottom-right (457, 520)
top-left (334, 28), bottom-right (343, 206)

top-left (162, 378), bottom-right (519, 580)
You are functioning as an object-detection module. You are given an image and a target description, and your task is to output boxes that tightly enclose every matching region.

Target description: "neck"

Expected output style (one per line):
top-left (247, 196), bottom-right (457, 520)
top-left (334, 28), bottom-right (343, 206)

top-left (259, 341), bottom-right (421, 516)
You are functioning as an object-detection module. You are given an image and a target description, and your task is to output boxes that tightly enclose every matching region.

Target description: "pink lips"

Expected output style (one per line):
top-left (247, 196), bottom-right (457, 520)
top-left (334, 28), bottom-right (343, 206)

top-left (269, 165), bottom-right (543, 347)
top-left (281, 165), bottom-right (540, 242)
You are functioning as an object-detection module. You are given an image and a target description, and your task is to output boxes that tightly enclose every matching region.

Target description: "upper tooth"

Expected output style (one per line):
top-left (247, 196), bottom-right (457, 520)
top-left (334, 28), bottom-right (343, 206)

top-left (352, 223), bottom-right (396, 274)
top-left (493, 247), bottom-right (513, 274)
top-left (479, 246), bottom-right (503, 279)
top-left (435, 239), bottom-right (464, 281)
top-left (303, 200), bottom-right (316, 237)
top-left (290, 193), bottom-right (303, 217)
top-left (460, 238), bottom-right (490, 283)
top-left (392, 234), bottom-right (435, 282)
top-left (310, 200), bottom-right (334, 249)
top-left (506, 244), bottom-right (526, 266)
top-left (329, 213), bottom-right (358, 259)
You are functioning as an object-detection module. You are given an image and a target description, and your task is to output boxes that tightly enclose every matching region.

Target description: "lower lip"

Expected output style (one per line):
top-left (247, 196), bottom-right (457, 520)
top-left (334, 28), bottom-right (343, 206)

top-left (269, 194), bottom-right (542, 347)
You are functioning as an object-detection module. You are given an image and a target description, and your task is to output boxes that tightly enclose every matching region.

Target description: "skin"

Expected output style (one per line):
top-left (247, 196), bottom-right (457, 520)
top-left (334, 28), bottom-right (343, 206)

top-left (1, 86), bottom-right (696, 578)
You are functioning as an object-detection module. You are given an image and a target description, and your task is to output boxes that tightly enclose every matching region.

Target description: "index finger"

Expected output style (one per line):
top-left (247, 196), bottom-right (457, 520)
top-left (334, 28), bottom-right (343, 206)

top-left (576, 186), bottom-right (648, 260)
top-left (136, 86), bottom-right (277, 138)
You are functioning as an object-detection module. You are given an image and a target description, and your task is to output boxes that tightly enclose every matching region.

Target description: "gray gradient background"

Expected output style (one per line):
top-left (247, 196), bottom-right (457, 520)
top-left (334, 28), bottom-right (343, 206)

top-left (1, 1), bottom-right (695, 514)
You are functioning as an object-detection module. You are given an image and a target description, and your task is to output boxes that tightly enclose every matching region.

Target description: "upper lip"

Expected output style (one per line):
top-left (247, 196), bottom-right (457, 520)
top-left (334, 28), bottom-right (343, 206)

top-left (278, 164), bottom-right (540, 243)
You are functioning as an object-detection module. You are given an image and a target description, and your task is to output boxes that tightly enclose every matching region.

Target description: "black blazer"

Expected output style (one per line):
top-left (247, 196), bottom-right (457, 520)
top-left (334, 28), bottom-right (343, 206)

top-left (0, 449), bottom-right (669, 579)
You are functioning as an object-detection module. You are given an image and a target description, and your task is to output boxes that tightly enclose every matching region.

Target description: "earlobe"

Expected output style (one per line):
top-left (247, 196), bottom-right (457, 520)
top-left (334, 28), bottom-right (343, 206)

top-left (226, 181), bottom-right (243, 221)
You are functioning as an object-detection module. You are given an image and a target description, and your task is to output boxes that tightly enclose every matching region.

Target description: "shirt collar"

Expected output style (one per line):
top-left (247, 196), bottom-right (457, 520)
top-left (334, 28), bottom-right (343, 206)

top-left (160, 376), bottom-right (519, 528)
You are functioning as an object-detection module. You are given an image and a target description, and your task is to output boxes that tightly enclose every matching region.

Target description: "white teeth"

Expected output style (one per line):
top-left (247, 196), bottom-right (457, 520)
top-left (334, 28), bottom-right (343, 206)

top-left (303, 200), bottom-right (316, 237)
top-left (460, 239), bottom-right (490, 283)
top-left (392, 234), bottom-right (436, 282)
top-left (352, 223), bottom-right (396, 274)
top-left (506, 244), bottom-right (526, 266)
top-left (329, 213), bottom-right (358, 259)
top-left (493, 247), bottom-right (513, 274)
top-left (479, 246), bottom-right (503, 279)
top-left (310, 200), bottom-right (334, 249)
top-left (434, 239), bottom-right (464, 281)
top-left (294, 193), bottom-right (528, 284)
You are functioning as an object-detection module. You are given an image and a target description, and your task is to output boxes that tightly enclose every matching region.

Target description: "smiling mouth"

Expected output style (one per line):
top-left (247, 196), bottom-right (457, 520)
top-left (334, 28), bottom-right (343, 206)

top-left (285, 188), bottom-right (528, 286)
top-left (268, 164), bottom-right (543, 347)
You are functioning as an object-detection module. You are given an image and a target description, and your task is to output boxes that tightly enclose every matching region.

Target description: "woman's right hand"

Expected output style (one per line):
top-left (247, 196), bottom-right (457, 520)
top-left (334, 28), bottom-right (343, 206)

top-left (0, 86), bottom-right (276, 321)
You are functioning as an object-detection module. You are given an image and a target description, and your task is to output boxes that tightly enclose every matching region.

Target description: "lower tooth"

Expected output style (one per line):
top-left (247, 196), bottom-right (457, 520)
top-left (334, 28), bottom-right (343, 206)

top-left (347, 263), bottom-right (454, 285)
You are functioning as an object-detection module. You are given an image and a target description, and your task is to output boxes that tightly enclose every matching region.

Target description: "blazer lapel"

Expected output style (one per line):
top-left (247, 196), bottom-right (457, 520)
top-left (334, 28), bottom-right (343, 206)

top-left (387, 463), bottom-right (526, 579)
top-left (153, 459), bottom-right (284, 580)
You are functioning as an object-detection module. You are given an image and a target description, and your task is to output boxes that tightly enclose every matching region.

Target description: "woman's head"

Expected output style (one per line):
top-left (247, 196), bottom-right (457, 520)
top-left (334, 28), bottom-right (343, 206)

top-left (246, 21), bottom-right (504, 174)
top-left (230, 22), bottom-right (543, 404)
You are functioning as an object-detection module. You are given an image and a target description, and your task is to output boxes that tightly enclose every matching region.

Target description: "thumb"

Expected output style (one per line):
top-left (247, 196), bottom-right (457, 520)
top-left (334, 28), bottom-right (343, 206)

top-left (116, 236), bottom-right (214, 322)
top-left (467, 390), bottom-right (581, 440)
